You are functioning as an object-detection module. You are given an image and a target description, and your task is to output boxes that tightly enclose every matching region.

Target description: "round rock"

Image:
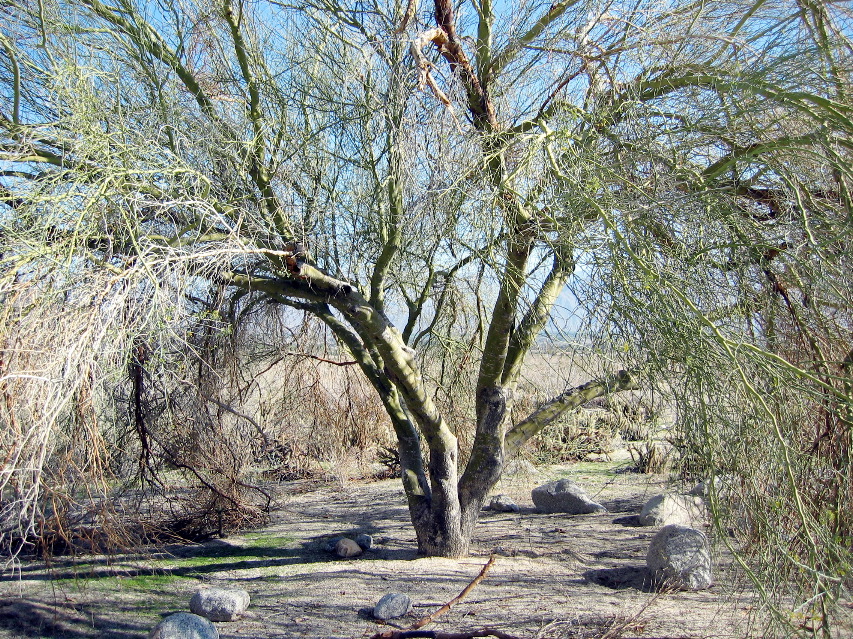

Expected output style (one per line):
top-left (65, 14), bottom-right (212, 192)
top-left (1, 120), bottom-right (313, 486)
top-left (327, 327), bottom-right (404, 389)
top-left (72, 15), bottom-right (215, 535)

top-left (638, 493), bottom-right (704, 527)
top-left (335, 537), bottom-right (363, 558)
top-left (373, 593), bottom-right (412, 620)
top-left (646, 524), bottom-right (713, 591)
top-left (487, 494), bottom-right (520, 513)
top-left (189, 588), bottom-right (250, 622)
top-left (148, 613), bottom-right (219, 639)
top-left (531, 479), bottom-right (606, 514)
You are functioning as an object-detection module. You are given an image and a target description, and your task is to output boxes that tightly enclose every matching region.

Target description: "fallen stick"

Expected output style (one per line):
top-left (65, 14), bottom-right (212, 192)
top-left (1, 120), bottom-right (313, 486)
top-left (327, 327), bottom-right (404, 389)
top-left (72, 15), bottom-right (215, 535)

top-left (369, 630), bottom-right (523, 639)
top-left (370, 555), bottom-right (501, 639)
top-left (408, 555), bottom-right (496, 631)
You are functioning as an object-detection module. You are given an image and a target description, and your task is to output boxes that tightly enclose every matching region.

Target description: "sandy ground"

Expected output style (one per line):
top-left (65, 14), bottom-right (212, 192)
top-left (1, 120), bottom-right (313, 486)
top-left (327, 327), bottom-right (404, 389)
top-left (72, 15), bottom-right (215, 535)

top-left (0, 463), bottom-right (764, 639)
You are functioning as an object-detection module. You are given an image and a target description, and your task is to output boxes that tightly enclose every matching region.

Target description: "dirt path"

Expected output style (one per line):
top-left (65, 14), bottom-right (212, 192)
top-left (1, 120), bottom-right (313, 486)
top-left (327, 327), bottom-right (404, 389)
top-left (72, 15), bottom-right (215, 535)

top-left (0, 463), bottom-right (759, 638)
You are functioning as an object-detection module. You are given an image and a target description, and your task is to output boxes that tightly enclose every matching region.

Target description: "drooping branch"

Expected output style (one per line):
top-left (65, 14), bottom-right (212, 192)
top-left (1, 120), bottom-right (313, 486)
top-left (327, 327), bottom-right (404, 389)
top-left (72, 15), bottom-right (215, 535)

top-left (410, 28), bottom-right (452, 106)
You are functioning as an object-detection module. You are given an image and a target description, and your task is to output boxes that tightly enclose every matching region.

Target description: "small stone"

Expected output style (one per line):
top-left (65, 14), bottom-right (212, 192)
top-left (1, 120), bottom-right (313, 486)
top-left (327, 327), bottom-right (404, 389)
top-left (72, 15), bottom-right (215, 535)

top-left (531, 479), bottom-right (606, 514)
top-left (148, 613), bottom-right (219, 639)
top-left (335, 538), bottom-right (363, 558)
top-left (647, 525), bottom-right (713, 591)
top-left (373, 593), bottom-right (412, 620)
top-left (190, 588), bottom-right (250, 622)
top-left (487, 495), bottom-right (520, 513)
top-left (638, 493), bottom-right (704, 527)
top-left (355, 533), bottom-right (374, 550)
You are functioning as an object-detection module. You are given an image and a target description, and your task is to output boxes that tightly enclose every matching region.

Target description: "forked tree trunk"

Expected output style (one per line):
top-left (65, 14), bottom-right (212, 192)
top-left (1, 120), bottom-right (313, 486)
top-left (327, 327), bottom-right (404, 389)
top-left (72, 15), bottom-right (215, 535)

top-left (400, 386), bottom-right (514, 558)
top-left (404, 422), bottom-right (471, 558)
top-left (393, 372), bottom-right (638, 557)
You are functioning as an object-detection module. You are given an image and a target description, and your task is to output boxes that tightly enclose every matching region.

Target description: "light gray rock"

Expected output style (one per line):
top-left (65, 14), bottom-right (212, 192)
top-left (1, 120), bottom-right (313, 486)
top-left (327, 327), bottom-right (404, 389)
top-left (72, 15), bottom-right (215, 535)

top-left (335, 538), bottom-right (363, 558)
top-left (647, 525), bottom-right (713, 591)
top-left (638, 493), bottom-right (705, 527)
top-left (689, 475), bottom-right (732, 498)
top-left (487, 494), bottom-right (520, 513)
top-left (503, 458), bottom-right (540, 477)
top-left (531, 479), bottom-right (606, 514)
top-left (373, 593), bottom-right (412, 620)
top-left (148, 613), bottom-right (219, 639)
top-left (190, 588), bottom-right (250, 622)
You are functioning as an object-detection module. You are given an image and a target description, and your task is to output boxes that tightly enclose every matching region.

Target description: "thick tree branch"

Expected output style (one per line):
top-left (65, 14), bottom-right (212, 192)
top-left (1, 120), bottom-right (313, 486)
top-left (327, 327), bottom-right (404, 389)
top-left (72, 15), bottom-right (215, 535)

top-left (501, 246), bottom-right (574, 386)
top-left (475, 229), bottom-right (533, 394)
top-left (222, 0), bottom-right (289, 235)
top-left (504, 369), bottom-right (639, 458)
top-left (290, 299), bottom-right (432, 509)
top-left (370, 127), bottom-right (405, 313)
top-left (430, 0), bottom-right (497, 129)
top-left (221, 268), bottom-right (450, 515)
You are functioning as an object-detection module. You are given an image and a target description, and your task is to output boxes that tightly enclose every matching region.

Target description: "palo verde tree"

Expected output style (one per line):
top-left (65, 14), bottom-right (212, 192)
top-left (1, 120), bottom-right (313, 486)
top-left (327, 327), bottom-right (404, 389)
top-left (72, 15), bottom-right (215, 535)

top-left (1, 0), bottom-right (852, 629)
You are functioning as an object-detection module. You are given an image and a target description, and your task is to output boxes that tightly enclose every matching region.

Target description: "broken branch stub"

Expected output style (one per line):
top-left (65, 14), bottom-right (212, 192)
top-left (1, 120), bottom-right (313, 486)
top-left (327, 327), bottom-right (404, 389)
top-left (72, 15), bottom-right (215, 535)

top-left (410, 28), bottom-right (451, 106)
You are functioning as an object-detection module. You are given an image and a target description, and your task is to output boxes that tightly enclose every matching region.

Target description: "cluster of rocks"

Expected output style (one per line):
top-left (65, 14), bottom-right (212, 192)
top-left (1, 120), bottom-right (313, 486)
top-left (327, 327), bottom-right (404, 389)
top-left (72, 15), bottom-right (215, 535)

top-left (637, 478), bottom-right (729, 589)
top-left (323, 533), bottom-right (375, 557)
top-left (484, 476), bottom-right (718, 591)
top-left (148, 587), bottom-right (250, 639)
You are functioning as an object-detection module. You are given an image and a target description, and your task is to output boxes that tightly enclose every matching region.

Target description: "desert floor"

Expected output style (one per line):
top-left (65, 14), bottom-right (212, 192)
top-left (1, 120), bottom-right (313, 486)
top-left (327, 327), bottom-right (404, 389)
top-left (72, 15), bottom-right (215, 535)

top-left (0, 462), bottom-right (765, 639)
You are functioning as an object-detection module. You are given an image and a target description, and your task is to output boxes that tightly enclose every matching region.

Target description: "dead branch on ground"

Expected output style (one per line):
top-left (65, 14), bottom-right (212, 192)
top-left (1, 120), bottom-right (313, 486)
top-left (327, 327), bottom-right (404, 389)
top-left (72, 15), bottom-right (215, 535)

top-left (371, 556), bottom-right (506, 639)
top-left (369, 631), bottom-right (524, 639)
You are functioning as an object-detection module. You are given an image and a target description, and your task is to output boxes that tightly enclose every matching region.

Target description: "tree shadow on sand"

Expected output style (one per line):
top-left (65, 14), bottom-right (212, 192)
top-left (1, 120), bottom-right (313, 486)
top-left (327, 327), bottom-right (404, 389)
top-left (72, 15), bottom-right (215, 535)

top-left (583, 565), bottom-right (656, 592)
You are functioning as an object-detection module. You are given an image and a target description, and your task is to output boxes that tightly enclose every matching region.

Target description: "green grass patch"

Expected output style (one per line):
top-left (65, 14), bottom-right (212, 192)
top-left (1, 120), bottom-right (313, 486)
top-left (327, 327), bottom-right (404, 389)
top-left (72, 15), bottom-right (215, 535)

top-left (143, 536), bottom-right (298, 575)
top-left (243, 533), bottom-right (295, 548)
top-left (153, 554), bottom-right (258, 570)
top-left (113, 572), bottom-right (190, 590)
top-left (41, 533), bottom-right (299, 587)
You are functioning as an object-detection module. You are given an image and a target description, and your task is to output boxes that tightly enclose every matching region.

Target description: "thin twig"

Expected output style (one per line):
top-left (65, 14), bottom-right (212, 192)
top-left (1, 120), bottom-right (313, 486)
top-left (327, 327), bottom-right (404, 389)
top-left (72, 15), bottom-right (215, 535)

top-left (283, 351), bottom-right (358, 366)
